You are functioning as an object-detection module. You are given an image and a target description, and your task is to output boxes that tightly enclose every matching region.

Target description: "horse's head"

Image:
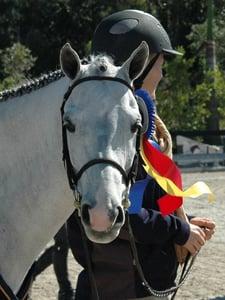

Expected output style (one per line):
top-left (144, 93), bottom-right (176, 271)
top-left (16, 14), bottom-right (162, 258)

top-left (60, 42), bottom-right (149, 243)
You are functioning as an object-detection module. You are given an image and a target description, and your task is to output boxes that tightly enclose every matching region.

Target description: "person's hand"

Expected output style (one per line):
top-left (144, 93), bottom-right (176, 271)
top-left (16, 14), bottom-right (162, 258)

top-left (190, 217), bottom-right (215, 240)
top-left (183, 223), bottom-right (206, 255)
top-left (138, 208), bottom-right (149, 223)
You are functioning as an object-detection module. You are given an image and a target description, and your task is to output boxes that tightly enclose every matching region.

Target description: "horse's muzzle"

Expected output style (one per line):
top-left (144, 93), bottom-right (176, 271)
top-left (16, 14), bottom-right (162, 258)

top-left (80, 204), bottom-right (125, 243)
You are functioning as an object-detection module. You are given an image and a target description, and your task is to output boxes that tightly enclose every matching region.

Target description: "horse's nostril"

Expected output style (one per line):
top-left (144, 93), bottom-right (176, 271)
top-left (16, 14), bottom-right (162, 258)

top-left (115, 206), bottom-right (124, 224)
top-left (81, 204), bottom-right (91, 225)
top-left (81, 204), bottom-right (124, 230)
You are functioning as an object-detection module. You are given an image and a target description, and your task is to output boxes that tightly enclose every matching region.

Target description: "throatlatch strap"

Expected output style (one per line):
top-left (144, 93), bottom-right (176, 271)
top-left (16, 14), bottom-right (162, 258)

top-left (17, 263), bottom-right (35, 300)
top-left (0, 274), bottom-right (18, 300)
top-left (0, 263), bottom-right (35, 300)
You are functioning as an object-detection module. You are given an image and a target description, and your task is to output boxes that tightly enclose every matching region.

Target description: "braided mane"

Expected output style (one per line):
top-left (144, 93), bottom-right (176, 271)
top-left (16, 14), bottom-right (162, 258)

top-left (0, 70), bottom-right (64, 102)
top-left (0, 55), bottom-right (116, 102)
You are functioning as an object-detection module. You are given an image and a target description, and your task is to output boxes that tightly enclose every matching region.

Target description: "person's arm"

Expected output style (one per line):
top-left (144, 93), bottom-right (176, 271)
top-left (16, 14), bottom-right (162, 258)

top-left (130, 210), bottom-right (190, 245)
top-left (130, 211), bottom-right (206, 256)
top-left (131, 178), bottom-right (206, 255)
top-left (132, 178), bottom-right (189, 245)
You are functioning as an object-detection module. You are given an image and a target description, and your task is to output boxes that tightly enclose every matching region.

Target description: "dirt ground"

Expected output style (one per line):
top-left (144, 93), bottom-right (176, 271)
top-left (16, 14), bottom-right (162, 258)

top-left (30, 171), bottom-right (225, 300)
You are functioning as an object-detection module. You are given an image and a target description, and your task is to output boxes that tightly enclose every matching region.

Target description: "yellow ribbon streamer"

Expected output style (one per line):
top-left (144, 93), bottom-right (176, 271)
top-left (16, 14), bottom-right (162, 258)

top-left (140, 144), bottom-right (215, 203)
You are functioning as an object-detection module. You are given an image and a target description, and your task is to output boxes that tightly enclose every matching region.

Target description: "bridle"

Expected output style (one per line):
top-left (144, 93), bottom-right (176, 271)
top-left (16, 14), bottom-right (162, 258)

top-left (60, 75), bottom-right (141, 210)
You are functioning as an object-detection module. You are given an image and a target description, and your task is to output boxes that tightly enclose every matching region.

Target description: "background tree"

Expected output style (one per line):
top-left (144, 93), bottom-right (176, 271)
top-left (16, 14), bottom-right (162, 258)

top-left (154, 0), bottom-right (225, 136)
top-left (0, 42), bottom-right (36, 90)
top-left (3, 0), bottom-right (147, 75)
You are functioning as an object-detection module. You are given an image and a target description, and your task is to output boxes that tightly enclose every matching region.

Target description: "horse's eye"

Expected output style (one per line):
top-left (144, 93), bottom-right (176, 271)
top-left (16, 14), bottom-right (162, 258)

top-left (131, 121), bottom-right (142, 134)
top-left (63, 118), bottom-right (76, 133)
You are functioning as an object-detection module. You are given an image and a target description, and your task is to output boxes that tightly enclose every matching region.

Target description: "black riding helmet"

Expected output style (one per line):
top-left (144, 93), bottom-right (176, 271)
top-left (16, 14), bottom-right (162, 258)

top-left (91, 9), bottom-right (182, 87)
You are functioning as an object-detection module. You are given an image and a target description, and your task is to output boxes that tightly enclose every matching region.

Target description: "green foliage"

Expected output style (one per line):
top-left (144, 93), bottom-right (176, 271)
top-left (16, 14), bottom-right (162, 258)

top-left (0, 0), bottom-right (21, 49)
top-left (1, 0), bottom-right (148, 75)
top-left (214, 68), bottom-right (225, 128)
top-left (148, 0), bottom-right (207, 50)
top-left (157, 49), bottom-right (196, 130)
top-left (153, 0), bottom-right (225, 131)
top-left (0, 43), bottom-right (36, 90)
top-left (157, 50), bottom-right (225, 131)
top-left (188, 17), bottom-right (225, 71)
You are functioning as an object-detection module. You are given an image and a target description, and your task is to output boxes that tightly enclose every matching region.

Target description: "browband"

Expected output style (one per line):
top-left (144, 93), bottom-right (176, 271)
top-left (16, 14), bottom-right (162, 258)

top-left (63, 76), bottom-right (134, 101)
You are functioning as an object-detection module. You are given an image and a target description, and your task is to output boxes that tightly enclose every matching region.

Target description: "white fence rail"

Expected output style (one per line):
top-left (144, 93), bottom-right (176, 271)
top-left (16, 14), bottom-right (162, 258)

top-left (173, 153), bottom-right (225, 171)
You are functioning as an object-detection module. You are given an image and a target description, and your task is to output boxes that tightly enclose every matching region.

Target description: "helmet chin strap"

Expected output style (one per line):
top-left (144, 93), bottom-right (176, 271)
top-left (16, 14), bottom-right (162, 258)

top-left (134, 53), bottom-right (160, 89)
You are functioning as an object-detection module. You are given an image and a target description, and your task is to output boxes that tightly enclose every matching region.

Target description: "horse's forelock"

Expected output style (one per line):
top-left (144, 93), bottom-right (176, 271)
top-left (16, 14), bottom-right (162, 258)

top-left (84, 54), bottom-right (117, 76)
top-left (89, 54), bottom-right (114, 65)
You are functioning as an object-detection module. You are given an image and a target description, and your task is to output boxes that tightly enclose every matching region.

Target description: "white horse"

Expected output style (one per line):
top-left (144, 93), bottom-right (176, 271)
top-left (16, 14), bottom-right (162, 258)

top-left (0, 41), bottom-right (149, 295)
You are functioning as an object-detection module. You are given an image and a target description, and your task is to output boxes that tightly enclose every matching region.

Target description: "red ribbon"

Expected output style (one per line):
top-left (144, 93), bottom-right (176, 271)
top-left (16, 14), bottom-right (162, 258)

top-left (142, 136), bottom-right (183, 215)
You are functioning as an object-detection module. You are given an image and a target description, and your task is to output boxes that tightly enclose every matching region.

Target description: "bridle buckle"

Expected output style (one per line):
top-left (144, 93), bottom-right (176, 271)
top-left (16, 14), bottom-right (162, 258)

top-left (73, 187), bottom-right (81, 210)
top-left (122, 188), bottom-right (131, 209)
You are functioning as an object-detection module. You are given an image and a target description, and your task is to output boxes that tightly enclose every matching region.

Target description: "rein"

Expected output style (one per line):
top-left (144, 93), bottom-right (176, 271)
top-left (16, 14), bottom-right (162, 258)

top-left (0, 263), bottom-right (35, 300)
top-left (61, 75), bottom-right (140, 210)
top-left (127, 215), bottom-right (197, 298)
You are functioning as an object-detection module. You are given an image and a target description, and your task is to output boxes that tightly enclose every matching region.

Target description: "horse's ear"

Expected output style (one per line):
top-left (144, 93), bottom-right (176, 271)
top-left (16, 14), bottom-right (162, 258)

top-left (60, 43), bottom-right (80, 80)
top-left (122, 41), bottom-right (149, 81)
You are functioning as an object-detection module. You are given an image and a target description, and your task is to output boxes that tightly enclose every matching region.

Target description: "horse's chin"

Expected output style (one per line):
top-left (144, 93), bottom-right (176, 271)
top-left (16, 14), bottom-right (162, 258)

top-left (83, 223), bottom-right (123, 243)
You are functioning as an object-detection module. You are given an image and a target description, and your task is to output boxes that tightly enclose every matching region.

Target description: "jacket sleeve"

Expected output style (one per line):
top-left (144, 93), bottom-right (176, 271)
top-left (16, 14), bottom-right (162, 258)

top-left (129, 211), bottom-right (190, 245)
top-left (129, 178), bottom-right (190, 246)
